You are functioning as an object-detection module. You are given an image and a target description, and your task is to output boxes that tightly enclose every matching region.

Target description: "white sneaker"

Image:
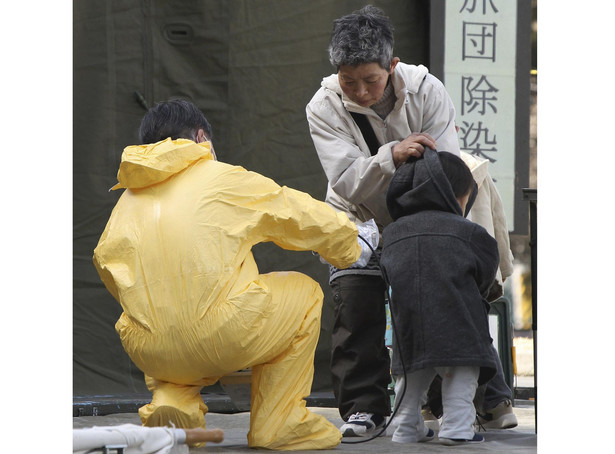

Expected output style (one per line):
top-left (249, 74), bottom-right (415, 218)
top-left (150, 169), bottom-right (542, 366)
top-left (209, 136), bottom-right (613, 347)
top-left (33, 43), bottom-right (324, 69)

top-left (340, 412), bottom-right (385, 437)
top-left (421, 407), bottom-right (440, 433)
top-left (476, 399), bottom-right (518, 429)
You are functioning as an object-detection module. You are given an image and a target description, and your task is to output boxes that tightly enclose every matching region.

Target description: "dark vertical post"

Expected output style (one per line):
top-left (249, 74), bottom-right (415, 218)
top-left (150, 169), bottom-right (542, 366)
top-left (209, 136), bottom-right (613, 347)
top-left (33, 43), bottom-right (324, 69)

top-left (428, 0), bottom-right (446, 82)
top-left (523, 188), bottom-right (537, 434)
top-left (515, 1), bottom-right (532, 235)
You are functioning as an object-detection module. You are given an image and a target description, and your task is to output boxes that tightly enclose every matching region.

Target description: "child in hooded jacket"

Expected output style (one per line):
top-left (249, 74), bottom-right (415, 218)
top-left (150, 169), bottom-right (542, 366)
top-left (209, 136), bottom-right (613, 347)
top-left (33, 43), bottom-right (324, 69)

top-left (380, 149), bottom-right (498, 445)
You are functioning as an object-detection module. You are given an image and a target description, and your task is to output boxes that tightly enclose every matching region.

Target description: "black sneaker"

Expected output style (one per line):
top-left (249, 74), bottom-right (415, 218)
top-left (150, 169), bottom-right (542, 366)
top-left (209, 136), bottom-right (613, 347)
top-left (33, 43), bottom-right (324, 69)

top-left (340, 412), bottom-right (385, 437)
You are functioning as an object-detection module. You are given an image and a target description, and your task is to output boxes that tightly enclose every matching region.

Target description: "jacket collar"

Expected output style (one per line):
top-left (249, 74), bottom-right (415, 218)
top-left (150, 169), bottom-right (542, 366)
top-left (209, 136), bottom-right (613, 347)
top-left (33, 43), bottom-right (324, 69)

top-left (321, 62), bottom-right (429, 114)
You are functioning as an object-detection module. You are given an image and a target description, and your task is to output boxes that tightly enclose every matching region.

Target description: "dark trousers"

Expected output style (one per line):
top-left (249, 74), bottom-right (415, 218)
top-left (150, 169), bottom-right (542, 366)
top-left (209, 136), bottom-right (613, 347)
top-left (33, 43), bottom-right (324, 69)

top-left (482, 344), bottom-right (513, 410)
top-left (330, 274), bottom-right (392, 420)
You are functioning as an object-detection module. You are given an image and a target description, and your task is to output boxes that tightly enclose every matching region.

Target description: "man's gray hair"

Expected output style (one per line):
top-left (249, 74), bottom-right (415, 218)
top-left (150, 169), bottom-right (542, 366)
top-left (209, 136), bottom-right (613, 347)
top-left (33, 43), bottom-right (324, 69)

top-left (328, 5), bottom-right (394, 70)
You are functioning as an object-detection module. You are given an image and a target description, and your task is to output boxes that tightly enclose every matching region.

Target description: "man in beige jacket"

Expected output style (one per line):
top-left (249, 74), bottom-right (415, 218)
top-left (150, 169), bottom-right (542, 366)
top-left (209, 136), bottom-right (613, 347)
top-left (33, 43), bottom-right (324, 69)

top-left (306, 4), bottom-right (517, 436)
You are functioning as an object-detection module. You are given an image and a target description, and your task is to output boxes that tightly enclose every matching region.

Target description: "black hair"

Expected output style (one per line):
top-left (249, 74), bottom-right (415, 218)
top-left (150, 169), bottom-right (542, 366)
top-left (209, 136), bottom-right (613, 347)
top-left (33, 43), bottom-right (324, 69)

top-left (138, 99), bottom-right (213, 144)
top-left (437, 152), bottom-right (475, 198)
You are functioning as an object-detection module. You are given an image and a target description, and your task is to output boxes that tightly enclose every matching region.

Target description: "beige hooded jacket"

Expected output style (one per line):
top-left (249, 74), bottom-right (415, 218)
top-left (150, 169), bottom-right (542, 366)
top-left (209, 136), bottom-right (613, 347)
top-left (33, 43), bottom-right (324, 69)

top-left (306, 63), bottom-right (460, 229)
top-left (461, 151), bottom-right (515, 283)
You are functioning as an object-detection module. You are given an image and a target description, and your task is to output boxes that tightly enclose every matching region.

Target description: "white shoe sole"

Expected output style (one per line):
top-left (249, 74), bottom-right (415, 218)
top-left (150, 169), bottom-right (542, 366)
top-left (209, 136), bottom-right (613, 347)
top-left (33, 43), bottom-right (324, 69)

top-left (477, 413), bottom-right (518, 429)
top-left (341, 425), bottom-right (386, 438)
top-left (440, 438), bottom-right (484, 446)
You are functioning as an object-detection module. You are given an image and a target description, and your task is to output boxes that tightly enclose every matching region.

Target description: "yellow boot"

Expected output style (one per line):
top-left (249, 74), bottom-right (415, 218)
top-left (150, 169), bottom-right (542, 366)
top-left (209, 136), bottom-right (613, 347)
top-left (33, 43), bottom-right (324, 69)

top-left (139, 377), bottom-right (209, 447)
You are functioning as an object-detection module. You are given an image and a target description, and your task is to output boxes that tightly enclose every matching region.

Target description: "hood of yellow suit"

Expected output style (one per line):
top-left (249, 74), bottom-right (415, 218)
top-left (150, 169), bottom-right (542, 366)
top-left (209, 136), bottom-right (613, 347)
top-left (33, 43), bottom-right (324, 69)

top-left (111, 138), bottom-right (214, 190)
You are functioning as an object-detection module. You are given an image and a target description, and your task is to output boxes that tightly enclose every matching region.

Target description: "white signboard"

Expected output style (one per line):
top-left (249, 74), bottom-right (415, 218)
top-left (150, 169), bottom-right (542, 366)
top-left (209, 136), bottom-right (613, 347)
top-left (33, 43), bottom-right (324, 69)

top-left (444, 0), bottom-right (518, 230)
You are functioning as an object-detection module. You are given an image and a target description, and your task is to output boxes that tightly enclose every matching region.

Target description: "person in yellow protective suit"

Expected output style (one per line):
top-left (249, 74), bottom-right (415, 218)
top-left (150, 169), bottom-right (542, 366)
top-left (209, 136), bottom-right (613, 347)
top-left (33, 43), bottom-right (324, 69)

top-left (93, 100), bottom-right (364, 450)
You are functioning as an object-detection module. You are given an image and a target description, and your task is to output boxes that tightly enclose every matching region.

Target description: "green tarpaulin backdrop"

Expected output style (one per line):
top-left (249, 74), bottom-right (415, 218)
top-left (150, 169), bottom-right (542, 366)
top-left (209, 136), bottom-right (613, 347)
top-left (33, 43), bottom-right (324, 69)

top-left (73, 0), bottom-right (429, 397)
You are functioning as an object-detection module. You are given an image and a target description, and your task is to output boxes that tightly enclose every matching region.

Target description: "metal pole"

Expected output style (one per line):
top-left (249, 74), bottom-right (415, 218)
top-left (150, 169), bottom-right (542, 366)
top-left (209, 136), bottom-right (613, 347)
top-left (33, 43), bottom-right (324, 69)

top-left (523, 188), bottom-right (537, 434)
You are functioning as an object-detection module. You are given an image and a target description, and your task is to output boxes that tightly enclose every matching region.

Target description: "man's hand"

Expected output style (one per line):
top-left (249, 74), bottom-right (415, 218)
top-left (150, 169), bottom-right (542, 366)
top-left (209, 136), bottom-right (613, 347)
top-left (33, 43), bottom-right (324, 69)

top-left (391, 133), bottom-right (437, 168)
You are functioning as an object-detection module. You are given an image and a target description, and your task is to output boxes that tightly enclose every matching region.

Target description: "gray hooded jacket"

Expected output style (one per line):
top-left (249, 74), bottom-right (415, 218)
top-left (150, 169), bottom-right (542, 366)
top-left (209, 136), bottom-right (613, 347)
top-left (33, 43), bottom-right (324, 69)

top-left (381, 150), bottom-right (498, 383)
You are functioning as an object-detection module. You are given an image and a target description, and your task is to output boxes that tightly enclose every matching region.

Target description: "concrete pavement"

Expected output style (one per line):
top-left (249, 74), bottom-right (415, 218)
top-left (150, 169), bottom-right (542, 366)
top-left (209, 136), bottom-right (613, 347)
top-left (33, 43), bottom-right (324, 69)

top-left (73, 400), bottom-right (536, 453)
top-left (72, 334), bottom-right (537, 452)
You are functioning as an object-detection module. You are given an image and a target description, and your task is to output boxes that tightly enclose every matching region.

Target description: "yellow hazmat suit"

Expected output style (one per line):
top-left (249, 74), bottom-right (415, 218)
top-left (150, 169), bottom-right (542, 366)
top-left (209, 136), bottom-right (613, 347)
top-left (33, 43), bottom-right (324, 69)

top-left (93, 138), bottom-right (361, 450)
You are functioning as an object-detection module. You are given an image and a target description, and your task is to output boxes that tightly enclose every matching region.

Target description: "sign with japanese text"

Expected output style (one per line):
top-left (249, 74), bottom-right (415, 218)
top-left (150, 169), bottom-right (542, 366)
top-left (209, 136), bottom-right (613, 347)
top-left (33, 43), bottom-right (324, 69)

top-left (444, 0), bottom-right (518, 229)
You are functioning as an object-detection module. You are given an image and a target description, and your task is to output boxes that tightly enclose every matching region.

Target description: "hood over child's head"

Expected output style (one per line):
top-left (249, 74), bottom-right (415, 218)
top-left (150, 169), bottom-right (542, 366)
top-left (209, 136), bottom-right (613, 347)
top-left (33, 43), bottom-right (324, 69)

top-left (386, 149), bottom-right (478, 220)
